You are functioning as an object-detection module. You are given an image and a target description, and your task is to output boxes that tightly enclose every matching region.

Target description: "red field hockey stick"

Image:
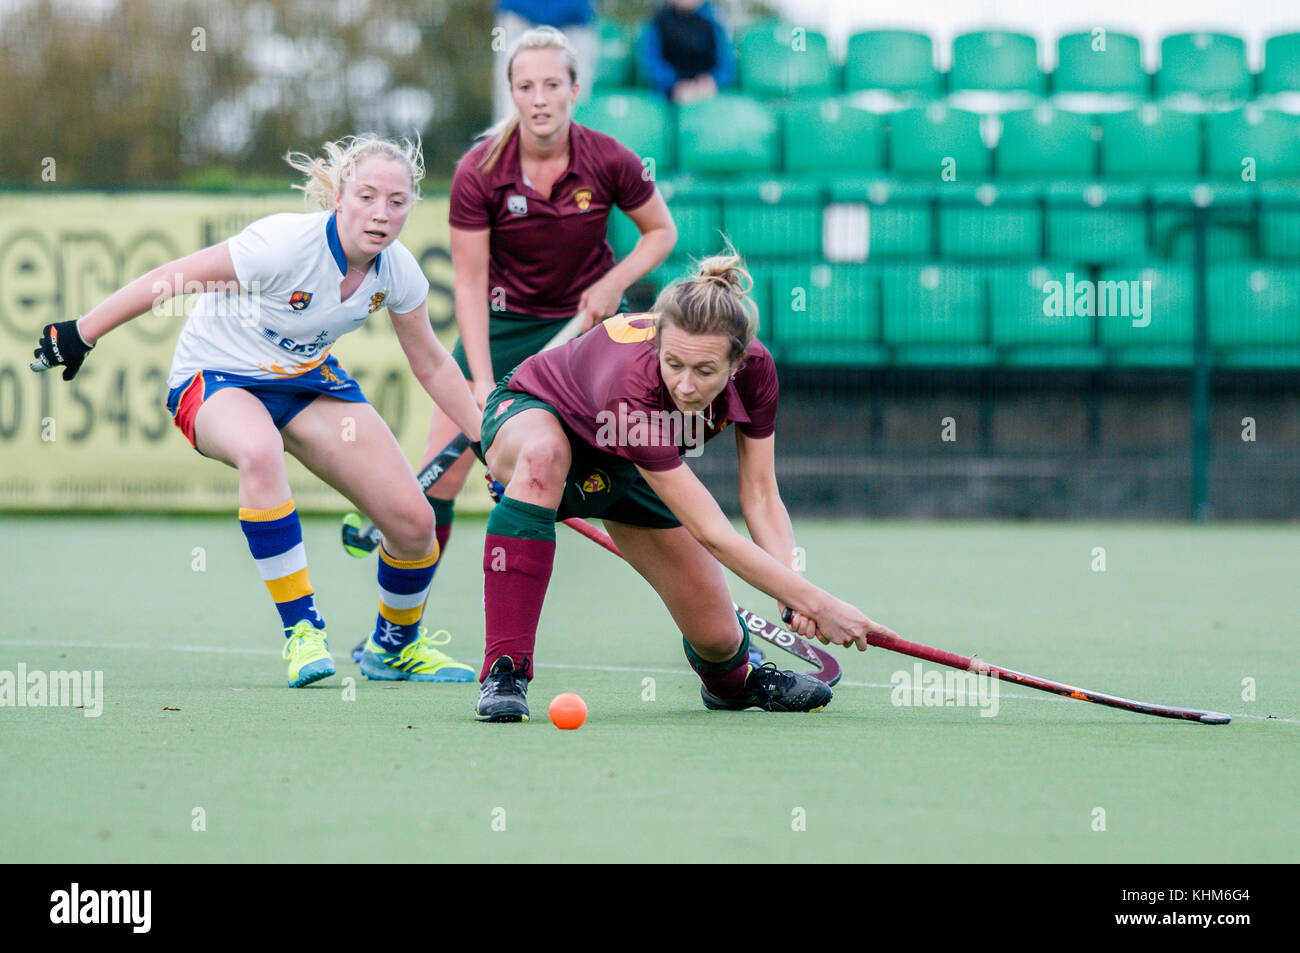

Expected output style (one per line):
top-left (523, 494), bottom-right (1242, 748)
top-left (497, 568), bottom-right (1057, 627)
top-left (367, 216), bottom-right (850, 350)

top-left (777, 608), bottom-right (1229, 724)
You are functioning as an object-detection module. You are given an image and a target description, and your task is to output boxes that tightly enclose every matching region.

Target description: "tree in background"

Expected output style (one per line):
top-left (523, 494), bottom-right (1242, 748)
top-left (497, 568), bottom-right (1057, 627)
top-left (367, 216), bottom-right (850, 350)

top-left (0, 0), bottom-right (492, 187)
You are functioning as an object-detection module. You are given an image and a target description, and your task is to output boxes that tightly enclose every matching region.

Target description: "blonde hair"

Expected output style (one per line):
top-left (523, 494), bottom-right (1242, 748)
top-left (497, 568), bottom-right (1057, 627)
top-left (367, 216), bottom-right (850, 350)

top-left (284, 134), bottom-right (425, 209)
top-left (653, 245), bottom-right (758, 365)
top-left (480, 26), bottom-right (580, 174)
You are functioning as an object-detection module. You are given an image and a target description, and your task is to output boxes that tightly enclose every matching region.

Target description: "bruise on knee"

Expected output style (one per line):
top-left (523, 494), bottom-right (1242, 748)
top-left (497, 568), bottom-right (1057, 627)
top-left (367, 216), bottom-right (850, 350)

top-left (521, 445), bottom-right (565, 495)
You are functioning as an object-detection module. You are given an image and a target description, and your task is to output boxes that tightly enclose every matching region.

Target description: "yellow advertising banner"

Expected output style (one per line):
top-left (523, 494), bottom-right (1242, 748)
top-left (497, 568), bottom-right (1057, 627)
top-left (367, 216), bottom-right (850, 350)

top-left (0, 191), bottom-right (490, 512)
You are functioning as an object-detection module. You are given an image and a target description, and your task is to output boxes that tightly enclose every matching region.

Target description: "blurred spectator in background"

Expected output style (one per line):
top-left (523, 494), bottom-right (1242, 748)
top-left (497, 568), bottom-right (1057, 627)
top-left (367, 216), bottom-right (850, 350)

top-left (494, 0), bottom-right (597, 120)
top-left (638, 0), bottom-right (735, 103)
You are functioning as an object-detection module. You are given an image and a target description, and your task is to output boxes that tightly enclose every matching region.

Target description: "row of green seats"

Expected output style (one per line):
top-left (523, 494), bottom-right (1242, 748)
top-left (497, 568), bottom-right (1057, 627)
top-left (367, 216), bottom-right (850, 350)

top-left (608, 176), bottom-right (1300, 265)
top-left (580, 94), bottom-right (1300, 179)
top-left (640, 261), bottom-right (1300, 368)
top-left (598, 21), bottom-right (1300, 101)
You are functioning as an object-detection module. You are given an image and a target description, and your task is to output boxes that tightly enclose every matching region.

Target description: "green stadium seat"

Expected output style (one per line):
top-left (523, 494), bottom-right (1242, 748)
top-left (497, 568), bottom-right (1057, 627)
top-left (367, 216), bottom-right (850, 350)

top-left (577, 92), bottom-right (674, 173)
top-left (1208, 264), bottom-right (1300, 366)
top-left (1099, 105), bottom-right (1202, 179)
top-left (1261, 33), bottom-right (1300, 93)
top-left (996, 105), bottom-right (1098, 178)
top-left (720, 177), bottom-right (822, 258)
top-left (642, 257), bottom-right (691, 296)
top-left (781, 98), bottom-right (885, 174)
top-left (657, 177), bottom-right (725, 259)
top-left (739, 21), bottom-right (834, 98)
top-left (766, 264), bottom-right (886, 365)
top-left (825, 178), bottom-right (933, 260)
top-left (1150, 182), bottom-right (1257, 262)
top-left (988, 263), bottom-right (1102, 366)
top-left (1045, 182), bottom-right (1148, 264)
top-left (595, 19), bottom-right (637, 89)
top-left (1053, 31), bottom-right (1147, 97)
top-left (1098, 263), bottom-right (1195, 365)
top-left (890, 104), bottom-right (990, 179)
top-left (881, 264), bottom-right (993, 364)
top-left (1205, 107), bottom-right (1300, 181)
top-left (609, 182), bottom-right (716, 259)
top-left (1259, 183), bottom-right (1300, 259)
top-left (950, 31), bottom-right (1045, 95)
top-left (938, 182), bottom-right (1043, 259)
top-left (676, 94), bottom-right (777, 174)
top-left (607, 207), bottom-right (638, 258)
top-left (844, 30), bottom-right (940, 96)
top-left (624, 256), bottom-right (686, 312)
top-left (1156, 32), bottom-right (1250, 102)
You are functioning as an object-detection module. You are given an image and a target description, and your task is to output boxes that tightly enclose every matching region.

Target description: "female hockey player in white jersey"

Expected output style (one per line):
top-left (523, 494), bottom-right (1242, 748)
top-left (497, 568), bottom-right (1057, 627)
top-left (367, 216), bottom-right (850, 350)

top-left (32, 135), bottom-right (483, 688)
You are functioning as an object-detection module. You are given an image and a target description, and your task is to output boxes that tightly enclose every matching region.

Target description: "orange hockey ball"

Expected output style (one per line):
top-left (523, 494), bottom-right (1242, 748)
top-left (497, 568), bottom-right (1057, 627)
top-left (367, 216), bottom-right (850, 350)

top-left (548, 692), bottom-right (587, 730)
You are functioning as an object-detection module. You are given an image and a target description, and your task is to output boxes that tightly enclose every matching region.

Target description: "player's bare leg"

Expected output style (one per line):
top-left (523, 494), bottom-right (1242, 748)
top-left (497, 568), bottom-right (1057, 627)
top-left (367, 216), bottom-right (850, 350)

top-left (192, 388), bottom-right (291, 510)
top-left (603, 520), bottom-right (832, 713)
top-left (340, 402), bottom-right (476, 662)
top-left (600, 522), bottom-right (740, 661)
top-left (282, 397), bottom-right (433, 560)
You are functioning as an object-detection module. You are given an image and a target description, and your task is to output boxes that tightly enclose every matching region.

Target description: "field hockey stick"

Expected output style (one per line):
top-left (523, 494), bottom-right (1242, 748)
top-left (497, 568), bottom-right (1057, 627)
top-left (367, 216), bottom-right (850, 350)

top-left (341, 311), bottom-right (588, 555)
top-left (562, 515), bottom-right (842, 686)
top-left (779, 609), bottom-right (1229, 724)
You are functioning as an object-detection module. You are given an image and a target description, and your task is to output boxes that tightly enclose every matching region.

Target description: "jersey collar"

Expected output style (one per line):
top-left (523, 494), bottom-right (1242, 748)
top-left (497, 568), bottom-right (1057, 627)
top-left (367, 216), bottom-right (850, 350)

top-left (490, 122), bottom-right (585, 193)
top-left (710, 375), bottom-right (752, 428)
top-left (325, 212), bottom-right (381, 276)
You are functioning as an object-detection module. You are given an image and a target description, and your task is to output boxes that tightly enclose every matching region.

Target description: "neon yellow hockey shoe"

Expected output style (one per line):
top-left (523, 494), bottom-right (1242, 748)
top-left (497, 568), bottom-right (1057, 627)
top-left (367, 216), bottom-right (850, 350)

top-left (360, 627), bottom-right (475, 683)
top-left (283, 620), bottom-right (336, 688)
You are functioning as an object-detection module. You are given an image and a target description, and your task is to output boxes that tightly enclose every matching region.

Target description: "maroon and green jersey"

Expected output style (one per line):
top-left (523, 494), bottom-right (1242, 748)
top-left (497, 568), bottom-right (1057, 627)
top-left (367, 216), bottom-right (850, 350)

top-left (449, 123), bottom-right (657, 319)
top-left (506, 313), bottom-right (779, 472)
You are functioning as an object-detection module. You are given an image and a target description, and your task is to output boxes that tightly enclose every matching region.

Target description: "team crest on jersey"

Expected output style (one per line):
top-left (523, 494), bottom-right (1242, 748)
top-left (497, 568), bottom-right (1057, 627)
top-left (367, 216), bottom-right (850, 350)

top-left (320, 365), bottom-right (341, 384)
top-left (368, 292), bottom-right (387, 313)
top-left (289, 291), bottom-right (313, 311)
top-left (507, 194), bottom-right (528, 216)
top-left (581, 469), bottom-right (610, 494)
top-left (494, 398), bottom-right (516, 419)
top-left (572, 188), bottom-right (593, 211)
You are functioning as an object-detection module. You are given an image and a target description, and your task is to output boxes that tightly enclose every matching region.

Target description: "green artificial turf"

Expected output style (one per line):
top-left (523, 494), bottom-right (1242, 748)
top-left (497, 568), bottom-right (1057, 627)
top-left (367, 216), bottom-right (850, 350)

top-left (1, 515), bottom-right (1295, 862)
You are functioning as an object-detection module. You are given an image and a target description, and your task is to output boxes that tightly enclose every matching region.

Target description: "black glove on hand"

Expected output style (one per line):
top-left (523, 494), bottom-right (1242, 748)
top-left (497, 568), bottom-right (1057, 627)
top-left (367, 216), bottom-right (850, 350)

top-left (34, 320), bottom-right (94, 380)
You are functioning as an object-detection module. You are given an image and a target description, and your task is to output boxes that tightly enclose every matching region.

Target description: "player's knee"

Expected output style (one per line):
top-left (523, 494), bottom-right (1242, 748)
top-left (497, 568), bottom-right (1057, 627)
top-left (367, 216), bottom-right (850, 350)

top-left (380, 502), bottom-right (436, 559)
top-left (234, 439), bottom-right (286, 485)
top-left (685, 627), bottom-right (743, 662)
top-left (517, 439), bottom-right (570, 491)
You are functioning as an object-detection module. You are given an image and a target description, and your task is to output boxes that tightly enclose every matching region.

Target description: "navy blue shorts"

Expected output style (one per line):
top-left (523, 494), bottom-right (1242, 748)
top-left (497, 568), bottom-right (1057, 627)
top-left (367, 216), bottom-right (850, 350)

top-left (166, 355), bottom-right (368, 451)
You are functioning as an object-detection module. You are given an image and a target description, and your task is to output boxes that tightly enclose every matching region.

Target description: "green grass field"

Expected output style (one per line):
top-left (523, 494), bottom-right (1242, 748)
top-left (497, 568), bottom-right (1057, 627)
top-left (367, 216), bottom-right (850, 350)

top-left (2, 515), bottom-right (1296, 863)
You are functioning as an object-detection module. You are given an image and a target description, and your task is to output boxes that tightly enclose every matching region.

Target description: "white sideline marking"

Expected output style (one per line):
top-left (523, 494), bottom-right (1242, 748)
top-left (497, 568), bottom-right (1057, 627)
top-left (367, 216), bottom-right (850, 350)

top-left (0, 638), bottom-right (1291, 724)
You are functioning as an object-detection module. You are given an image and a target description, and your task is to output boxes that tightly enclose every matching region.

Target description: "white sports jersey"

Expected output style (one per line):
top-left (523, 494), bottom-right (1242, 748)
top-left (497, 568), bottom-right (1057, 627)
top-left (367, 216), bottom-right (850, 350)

top-left (167, 210), bottom-right (430, 388)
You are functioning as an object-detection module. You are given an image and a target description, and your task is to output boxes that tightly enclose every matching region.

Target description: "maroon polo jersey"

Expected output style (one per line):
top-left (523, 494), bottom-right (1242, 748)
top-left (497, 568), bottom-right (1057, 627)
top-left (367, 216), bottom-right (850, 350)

top-left (449, 123), bottom-right (657, 319)
top-left (506, 313), bottom-right (779, 472)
